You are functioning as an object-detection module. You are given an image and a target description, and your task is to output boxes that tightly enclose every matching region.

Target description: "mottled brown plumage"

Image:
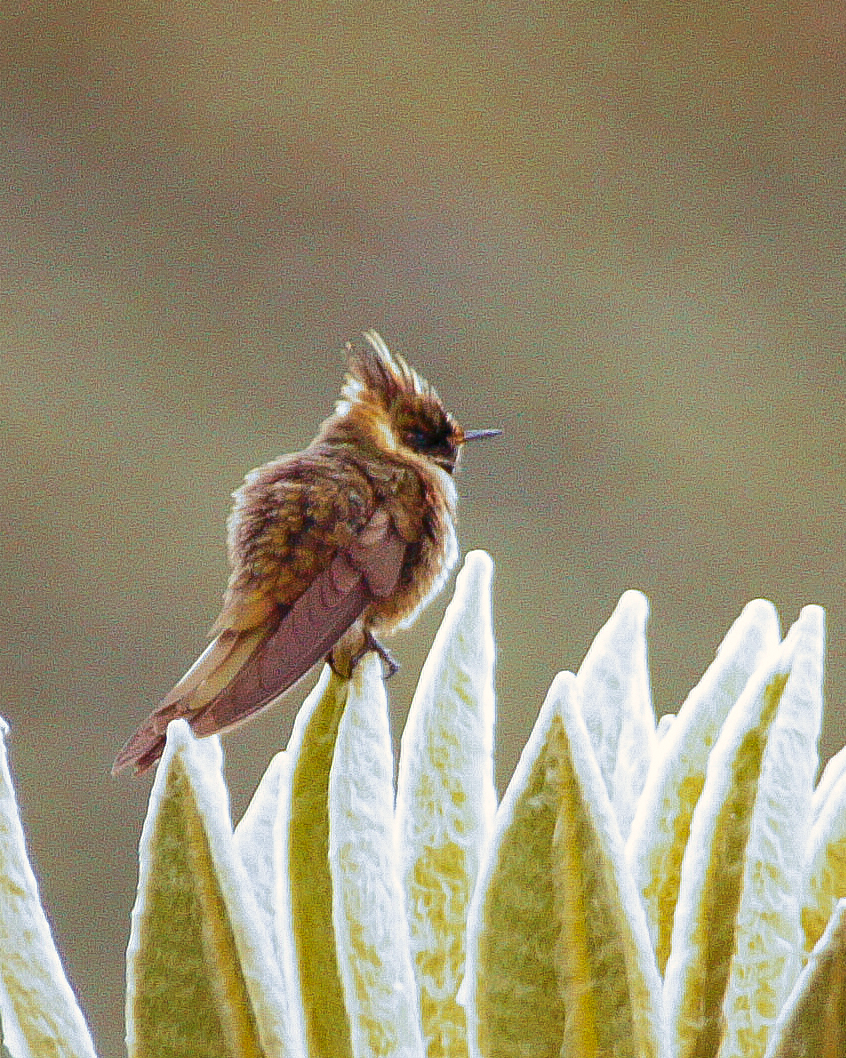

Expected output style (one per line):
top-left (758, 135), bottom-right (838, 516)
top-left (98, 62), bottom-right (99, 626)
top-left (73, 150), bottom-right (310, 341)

top-left (113, 331), bottom-right (500, 775)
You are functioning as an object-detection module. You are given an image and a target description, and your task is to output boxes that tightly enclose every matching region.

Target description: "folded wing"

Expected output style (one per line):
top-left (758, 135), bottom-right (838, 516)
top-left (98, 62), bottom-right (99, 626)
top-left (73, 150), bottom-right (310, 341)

top-left (112, 508), bottom-right (407, 775)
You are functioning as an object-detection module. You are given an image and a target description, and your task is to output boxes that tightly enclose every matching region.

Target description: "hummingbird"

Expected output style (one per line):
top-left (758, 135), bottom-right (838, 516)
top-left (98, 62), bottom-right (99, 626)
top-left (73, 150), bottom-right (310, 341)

top-left (113, 330), bottom-right (501, 775)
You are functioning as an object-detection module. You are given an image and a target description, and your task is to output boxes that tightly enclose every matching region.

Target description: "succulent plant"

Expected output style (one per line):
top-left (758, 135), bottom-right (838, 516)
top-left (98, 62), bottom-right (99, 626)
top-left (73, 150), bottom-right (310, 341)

top-left (0, 551), bottom-right (842, 1058)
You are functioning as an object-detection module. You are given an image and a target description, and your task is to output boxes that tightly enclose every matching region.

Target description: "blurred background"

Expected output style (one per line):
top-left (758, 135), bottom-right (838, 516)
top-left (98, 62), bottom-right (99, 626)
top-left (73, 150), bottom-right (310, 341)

top-left (2, 2), bottom-right (844, 1053)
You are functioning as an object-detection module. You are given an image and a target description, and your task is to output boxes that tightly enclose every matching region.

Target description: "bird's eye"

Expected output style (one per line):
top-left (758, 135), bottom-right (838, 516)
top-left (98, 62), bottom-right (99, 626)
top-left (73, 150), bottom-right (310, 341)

top-left (405, 428), bottom-right (434, 451)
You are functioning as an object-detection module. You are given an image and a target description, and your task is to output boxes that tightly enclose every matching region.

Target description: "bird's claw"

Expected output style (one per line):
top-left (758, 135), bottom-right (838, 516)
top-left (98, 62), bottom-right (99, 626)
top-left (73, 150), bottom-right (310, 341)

top-left (329, 631), bottom-right (399, 680)
top-left (353, 631), bottom-right (399, 679)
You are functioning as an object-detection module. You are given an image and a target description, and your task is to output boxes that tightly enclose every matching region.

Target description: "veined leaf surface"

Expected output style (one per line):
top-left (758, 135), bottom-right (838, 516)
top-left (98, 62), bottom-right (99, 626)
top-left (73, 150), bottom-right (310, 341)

top-left (235, 751), bottom-right (307, 1058)
top-left (0, 720), bottom-right (98, 1058)
top-left (665, 606), bottom-right (824, 1058)
top-left (395, 550), bottom-right (497, 1058)
top-left (765, 898), bottom-right (846, 1058)
top-left (126, 721), bottom-right (293, 1058)
top-left (628, 599), bottom-right (780, 972)
top-left (329, 655), bottom-right (425, 1058)
top-left (577, 590), bottom-right (656, 838)
top-left (284, 668), bottom-right (352, 1058)
top-left (802, 760), bottom-right (846, 955)
top-left (465, 671), bottom-right (666, 1058)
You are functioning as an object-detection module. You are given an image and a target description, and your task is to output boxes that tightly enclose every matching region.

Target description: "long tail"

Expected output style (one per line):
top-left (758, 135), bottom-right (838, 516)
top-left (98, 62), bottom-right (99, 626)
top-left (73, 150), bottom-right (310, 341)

top-left (111, 623), bottom-right (275, 775)
top-left (112, 545), bottom-right (382, 775)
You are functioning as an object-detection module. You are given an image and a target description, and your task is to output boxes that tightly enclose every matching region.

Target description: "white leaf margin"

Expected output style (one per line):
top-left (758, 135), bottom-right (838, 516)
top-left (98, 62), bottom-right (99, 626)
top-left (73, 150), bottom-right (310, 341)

top-left (234, 750), bottom-right (308, 1058)
top-left (464, 671), bottom-right (667, 1058)
top-left (577, 590), bottom-right (656, 838)
top-left (129, 720), bottom-right (296, 1058)
top-left (328, 655), bottom-right (425, 1058)
top-left (0, 720), bottom-right (98, 1058)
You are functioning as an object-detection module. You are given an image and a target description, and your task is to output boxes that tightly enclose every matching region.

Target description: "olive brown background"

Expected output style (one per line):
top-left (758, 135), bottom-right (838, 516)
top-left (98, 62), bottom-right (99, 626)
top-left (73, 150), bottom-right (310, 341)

top-left (2, 4), bottom-right (845, 1055)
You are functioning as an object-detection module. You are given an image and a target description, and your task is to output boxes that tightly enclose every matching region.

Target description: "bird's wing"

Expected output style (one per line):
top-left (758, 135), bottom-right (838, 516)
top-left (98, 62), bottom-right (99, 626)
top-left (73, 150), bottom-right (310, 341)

top-left (112, 508), bottom-right (407, 775)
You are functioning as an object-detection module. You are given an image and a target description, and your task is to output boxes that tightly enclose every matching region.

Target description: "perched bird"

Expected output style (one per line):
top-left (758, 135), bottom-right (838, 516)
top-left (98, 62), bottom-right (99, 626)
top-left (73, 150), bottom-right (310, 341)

top-left (113, 331), bottom-right (500, 774)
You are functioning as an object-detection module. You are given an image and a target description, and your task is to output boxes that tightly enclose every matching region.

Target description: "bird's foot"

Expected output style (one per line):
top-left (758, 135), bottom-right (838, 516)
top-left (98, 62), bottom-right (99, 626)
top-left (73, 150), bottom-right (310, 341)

top-left (355, 631), bottom-right (399, 679)
top-left (328, 631), bottom-right (399, 680)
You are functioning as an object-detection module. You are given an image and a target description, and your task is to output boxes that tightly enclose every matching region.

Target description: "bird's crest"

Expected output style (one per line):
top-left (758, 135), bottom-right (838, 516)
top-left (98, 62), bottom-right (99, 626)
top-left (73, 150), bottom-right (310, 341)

top-left (341, 330), bottom-right (435, 412)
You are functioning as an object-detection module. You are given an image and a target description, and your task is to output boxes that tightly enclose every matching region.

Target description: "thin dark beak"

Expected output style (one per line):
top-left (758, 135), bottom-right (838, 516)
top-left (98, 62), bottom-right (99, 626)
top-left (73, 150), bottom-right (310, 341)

top-left (463, 428), bottom-right (503, 442)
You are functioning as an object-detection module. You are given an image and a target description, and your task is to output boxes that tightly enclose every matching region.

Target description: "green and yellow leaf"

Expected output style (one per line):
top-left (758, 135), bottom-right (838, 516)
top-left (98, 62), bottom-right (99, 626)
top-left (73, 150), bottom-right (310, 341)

top-left (126, 720), bottom-right (293, 1058)
top-left (395, 550), bottom-right (497, 1058)
top-left (627, 599), bottom-right (781, 972)
top-left (765, 898), bottom-right (846, 1058)
top-left (329, 655), bottom-right (425, 1058)
top-left (664, 606), bottom-right (825, 1058)
top-left (0, 720), bottom-right (98, 1058)
top-left (234, 751), bottom-right (307, 1057)
top-left (811, 744), bottom-right (846, 823)
top-left (576, 590), bottom-right (656, 838)
top-left (465, 670), bottom-right (666, 1058)
top-left (284, 667), bottom-right (352, 1058)
top-left (233, 751), bottom-right (290, 970)
top-left (802, 757), bottom-right (846, 955)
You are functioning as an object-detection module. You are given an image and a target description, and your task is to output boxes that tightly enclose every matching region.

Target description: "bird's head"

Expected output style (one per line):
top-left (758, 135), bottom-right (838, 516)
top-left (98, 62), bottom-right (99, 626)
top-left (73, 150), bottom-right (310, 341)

top-left (329, 330), bottom-right (500, 474)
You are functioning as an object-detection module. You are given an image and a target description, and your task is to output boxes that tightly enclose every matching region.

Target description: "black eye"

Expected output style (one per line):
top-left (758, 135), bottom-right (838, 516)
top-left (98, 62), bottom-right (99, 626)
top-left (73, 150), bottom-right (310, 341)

top-left (405, 427), bottom-right (436, 451)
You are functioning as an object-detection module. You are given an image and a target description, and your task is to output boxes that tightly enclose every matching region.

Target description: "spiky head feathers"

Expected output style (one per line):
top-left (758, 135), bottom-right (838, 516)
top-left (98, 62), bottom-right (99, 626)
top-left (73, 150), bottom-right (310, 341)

top-left (335, 330), bottom-right (465, 471)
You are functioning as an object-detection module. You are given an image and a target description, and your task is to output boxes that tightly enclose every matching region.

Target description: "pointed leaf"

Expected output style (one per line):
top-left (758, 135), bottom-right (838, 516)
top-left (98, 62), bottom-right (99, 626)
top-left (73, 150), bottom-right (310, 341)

top-left (465, 672), bottom-right (666, 1058)
top-left (665, 606), bottom-right (825, 1058)
top-left (765, 898), bottom-right (846, 1058)
top-left (627, 599), bottom-right (781, 971)
top-left (395, 550), bottom-right (497, 1058)
top-left (233, 753), bottom-right (291, 977)
top-left (577, 590), bottom-right (656, 837)
top-left (812, 743), bottom-right (846, 823)
top-left (329, 654), bottom-right (425, 1058)
top-left (284, 667), bottom-right (352, 1058)
top-left (802, 759), bottom-right (846, 954)
top-left (0, 720), bottom-right (98, 1058)
top-left (126, 720), bottom-right (294, 1058)
top-left (719, 607), bottom-right (824, 1058)
top-left (234, 752), bottom-right (307, 1058)
top-left (464, 677), bottom-right (568, 1058)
